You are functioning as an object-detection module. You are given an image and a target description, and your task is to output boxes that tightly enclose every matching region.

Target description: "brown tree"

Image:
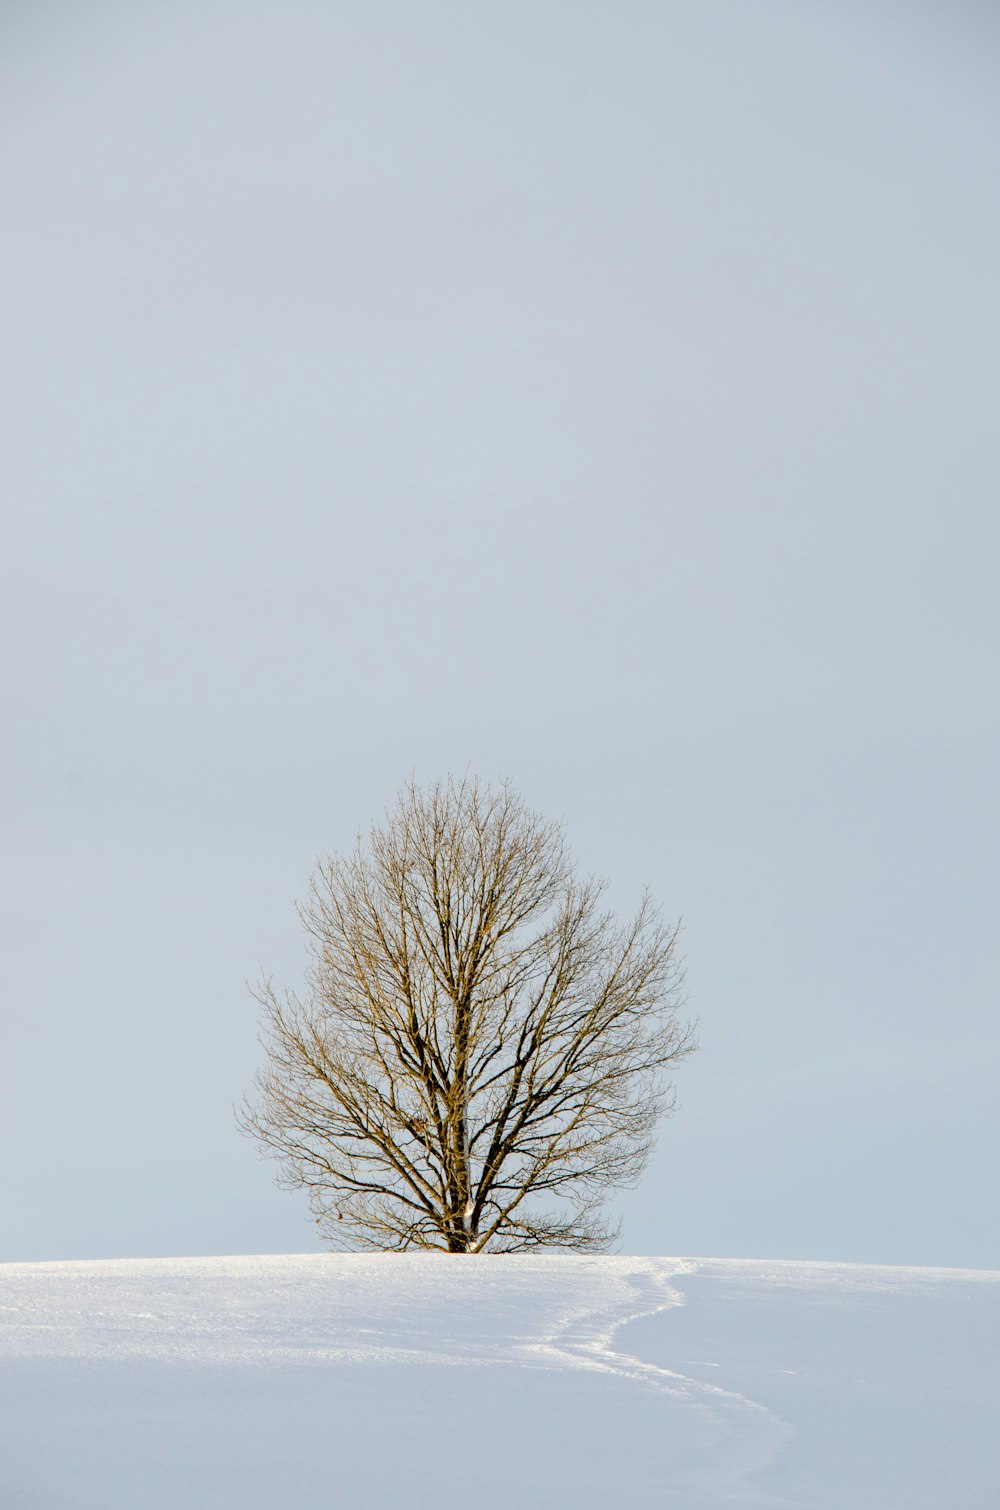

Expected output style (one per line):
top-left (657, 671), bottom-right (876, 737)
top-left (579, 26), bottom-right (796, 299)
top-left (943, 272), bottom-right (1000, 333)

top-left (239, 776), bottom-right (695, 1252)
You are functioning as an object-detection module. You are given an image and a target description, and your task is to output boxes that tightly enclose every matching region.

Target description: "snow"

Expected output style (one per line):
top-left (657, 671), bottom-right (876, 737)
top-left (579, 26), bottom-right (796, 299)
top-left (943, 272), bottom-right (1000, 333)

top-left (1, 1253), bottom-right (997, 1507)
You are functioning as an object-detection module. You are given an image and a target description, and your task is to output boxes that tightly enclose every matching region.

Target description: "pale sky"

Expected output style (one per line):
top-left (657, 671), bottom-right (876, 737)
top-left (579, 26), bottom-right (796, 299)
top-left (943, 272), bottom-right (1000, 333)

top-left (2, 0), bottom-right (998, 1266)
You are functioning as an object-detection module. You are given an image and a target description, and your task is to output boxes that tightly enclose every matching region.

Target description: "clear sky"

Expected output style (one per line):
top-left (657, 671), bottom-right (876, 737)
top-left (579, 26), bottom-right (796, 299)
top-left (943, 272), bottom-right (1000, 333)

top-left (3, 0), bottom-right (998, 1267)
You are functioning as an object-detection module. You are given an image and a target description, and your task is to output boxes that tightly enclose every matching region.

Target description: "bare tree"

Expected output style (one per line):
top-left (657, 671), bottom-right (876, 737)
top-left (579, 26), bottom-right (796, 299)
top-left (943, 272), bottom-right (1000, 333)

top-left (239, 776), bottom-right (695, 1253)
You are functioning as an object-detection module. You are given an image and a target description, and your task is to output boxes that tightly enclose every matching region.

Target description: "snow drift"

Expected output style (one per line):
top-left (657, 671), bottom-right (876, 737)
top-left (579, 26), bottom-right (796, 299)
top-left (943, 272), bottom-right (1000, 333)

top-left (1, 1253), bottom-right (996, 1507)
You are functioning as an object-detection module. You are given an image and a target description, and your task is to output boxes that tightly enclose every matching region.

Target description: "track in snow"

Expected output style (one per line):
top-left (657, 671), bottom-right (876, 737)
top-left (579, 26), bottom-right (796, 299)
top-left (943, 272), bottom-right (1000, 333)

top-left (1, 1253), bottom-right (996, 1508)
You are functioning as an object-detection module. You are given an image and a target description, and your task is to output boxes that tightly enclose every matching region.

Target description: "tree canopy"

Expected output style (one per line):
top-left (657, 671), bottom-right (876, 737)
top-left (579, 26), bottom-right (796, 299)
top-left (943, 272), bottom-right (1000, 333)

top-left (240, 776), bottom-right (695, 1252)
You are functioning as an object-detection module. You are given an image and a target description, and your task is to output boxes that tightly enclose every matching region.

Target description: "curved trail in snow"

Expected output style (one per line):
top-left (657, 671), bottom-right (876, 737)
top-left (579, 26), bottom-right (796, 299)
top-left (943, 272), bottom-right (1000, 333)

top-left (2, 1253), bottom-right (996, 1508)
top-left (530, 1257), bottom-right (792, 1500)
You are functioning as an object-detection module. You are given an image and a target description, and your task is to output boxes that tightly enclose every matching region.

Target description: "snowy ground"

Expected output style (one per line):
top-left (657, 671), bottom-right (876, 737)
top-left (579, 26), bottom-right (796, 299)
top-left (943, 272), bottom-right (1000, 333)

top-left (1, 1253), bottom-right (997, 1508)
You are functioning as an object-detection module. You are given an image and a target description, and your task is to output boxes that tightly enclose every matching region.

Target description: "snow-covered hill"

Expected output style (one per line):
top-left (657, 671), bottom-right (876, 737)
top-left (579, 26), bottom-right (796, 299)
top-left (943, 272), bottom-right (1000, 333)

top-left (1, 1253), bottom-right (997, 1508)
